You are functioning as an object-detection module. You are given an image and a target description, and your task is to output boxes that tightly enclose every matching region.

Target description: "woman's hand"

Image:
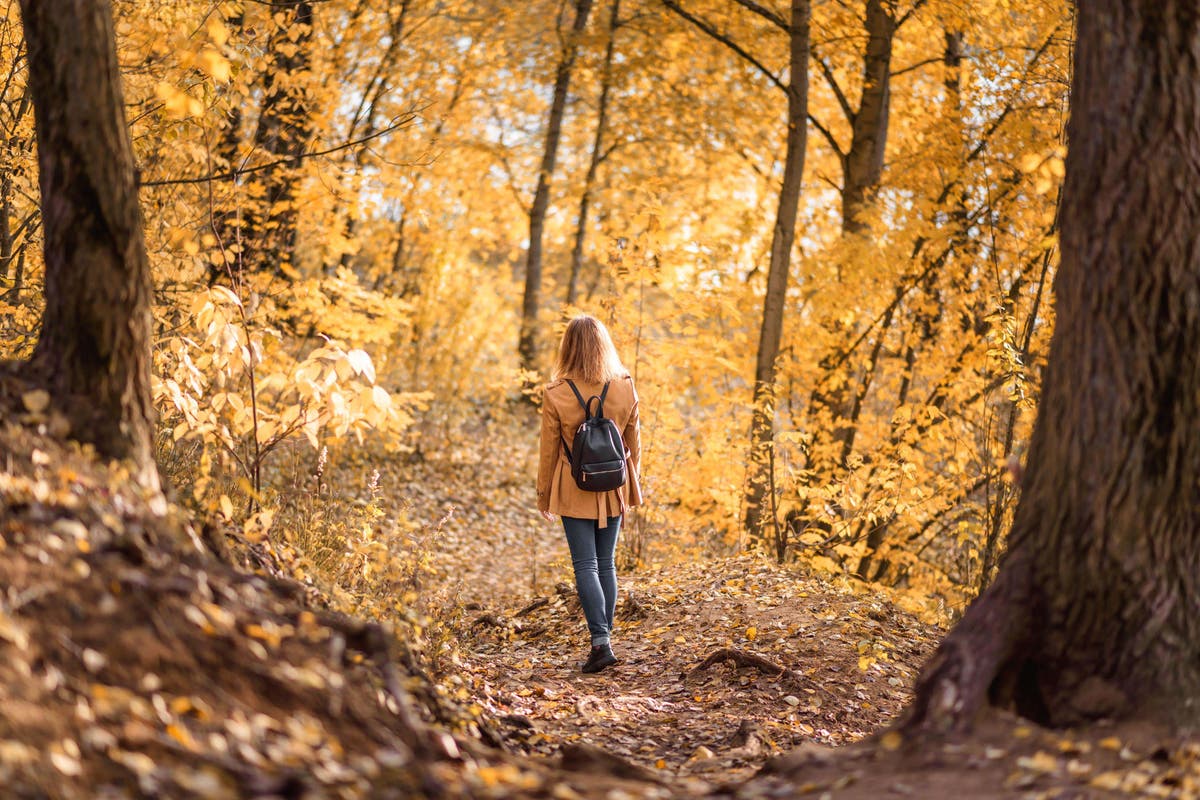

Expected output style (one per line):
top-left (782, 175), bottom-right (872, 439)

top-left (539, 510), bottom-right (554, 522)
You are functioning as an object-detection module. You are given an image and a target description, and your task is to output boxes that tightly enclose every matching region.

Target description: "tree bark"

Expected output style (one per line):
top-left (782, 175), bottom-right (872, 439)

top-left (905, 0), bottom-right (1200, 732)
top-left (19, 0), bottom-right (159, 490)
top-left (248, 1), bottom-right (314, 278)
top-left (209, 8), bottom-right (245, 285)
top-left (840, 0), bottom-right (894, 235)
top-left (743, 1), bottom-right (809, 541)
top-left (518, 0), bottom-right (595, 374)
top-left (566, 0), bottom-right (620, 307)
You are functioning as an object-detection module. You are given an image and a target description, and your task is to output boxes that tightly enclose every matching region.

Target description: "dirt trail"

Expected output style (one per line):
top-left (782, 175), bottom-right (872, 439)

top-left (393, 447), bottom-right (946, 787)
top-left (409, 459), bottom-right (1199, 800)
top-left (455, 557), bottom-right (942, 786)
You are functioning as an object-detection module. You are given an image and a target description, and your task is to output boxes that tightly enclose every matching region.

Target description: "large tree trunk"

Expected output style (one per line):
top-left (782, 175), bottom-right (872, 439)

top-left (19, 0), bottom-right (159, 491)
top-left (905, 0), bottom-right (1200, 732)
top-left (518, 0), bottom-right (595, 374)
top-left (743, 1), bottom-right (809, 543)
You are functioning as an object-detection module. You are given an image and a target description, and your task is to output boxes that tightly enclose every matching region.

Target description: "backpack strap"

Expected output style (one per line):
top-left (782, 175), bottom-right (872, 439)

top-left (567, 379), bottom-right (611, 419)
top-left (595, 381), bottom-right (610, 418)
top-left (565, 380), bottom-right (589, 413)
top-left (560, 434), bottom-right (572, 464)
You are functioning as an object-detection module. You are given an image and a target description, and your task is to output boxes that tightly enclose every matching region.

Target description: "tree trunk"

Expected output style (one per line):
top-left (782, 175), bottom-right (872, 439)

top-left (854, 28), bottom-right (968, 583)
top-left (743, 1), bottom-right (809, 542)
top-left (784, 0), bottom-right (897, 549)
top-left (566, 0), bottom-right (620, 307)
top-left (518, 0), bottom-right (595, 374)
top-left (248, 1), bottom-right (314, 278)
top-left (19, 0), bottom-right (159, 491)
top-left (905, 0), bottom-right (1200, 732)
top-left (338, 0), bottom-right (411, 274)
top-left (209, 8), bottom-right (244, 285)
top-left (840, 0), bottom-right (894, 235)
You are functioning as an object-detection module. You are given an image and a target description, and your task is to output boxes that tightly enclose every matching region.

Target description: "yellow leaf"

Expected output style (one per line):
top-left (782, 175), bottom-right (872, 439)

top-left (207, 16), bottom-right (230, 47)
top-left (155, 82), bottom-right (201, 119)
top-left (879, 731), bottom-right (902, 751)
top-left (745, 626), bottom-right (757, 641)
top-left (166, 723), bottom-right (197, 751)
top-left (21, 390), bottom-right (49, 413)
top-left (198, 47), bottom-right (231, 83)
top-left (1016, 751), bottom-right (1060, 775)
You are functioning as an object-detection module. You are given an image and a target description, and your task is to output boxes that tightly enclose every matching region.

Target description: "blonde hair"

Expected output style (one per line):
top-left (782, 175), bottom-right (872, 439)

top-left (552, 315), bottom-right (628, 384)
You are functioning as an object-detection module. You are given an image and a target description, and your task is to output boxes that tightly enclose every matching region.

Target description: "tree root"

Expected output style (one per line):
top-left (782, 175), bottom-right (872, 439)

top-left (472, 613), bottom-right (507, 628)
top-left (316, 611), bottom-right (426, 743)
top-left (899, 558), bottom-right (1036, 735)
top-left (690, 647), bottom-right (805, 688)
top-left (727, 719), bottom-right (764, 756)
top-left (515, 597), bottom-right (549, 617)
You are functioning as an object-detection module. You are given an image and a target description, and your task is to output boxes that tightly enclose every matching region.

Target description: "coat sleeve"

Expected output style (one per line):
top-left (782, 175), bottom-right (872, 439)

top-left (624, 382), bottom-right (641, 475)
top-left (537, 389), bottom-right (560, 512)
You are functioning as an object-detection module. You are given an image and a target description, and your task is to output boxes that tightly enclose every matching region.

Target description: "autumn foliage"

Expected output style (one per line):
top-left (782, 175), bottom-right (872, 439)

top-left (0, 0), bottom-right (1069, 615)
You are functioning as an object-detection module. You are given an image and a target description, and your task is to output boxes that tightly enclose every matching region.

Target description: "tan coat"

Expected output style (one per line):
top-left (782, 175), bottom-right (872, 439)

top-left (537, 375), bottom-right (642, 525)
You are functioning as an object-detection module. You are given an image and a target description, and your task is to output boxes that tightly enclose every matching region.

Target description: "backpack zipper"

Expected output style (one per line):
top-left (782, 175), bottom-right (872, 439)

top-left (582, 467), bottom-right (624, 481)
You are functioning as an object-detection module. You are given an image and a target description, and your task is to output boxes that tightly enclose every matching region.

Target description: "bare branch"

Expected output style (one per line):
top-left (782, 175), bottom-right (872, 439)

top-left (661, 0), bottom-right (787, 94)
top-left (815, 55), bottom-right (854, 122)
top-left (729, 0), bottom-right (788, 31)
top-left (890, 55), bottom-right (943, 79)
top-left (139, 114), bottom-right (417, 188)
top-left (895, 0), bottom-right (928, 29)
top-left (807, 111), bottom-right (844, 158)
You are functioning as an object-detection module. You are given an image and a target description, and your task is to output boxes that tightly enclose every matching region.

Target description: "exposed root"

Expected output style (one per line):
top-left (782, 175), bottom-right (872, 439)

top-left (471, 613), bottom-right (510, 630)
top-left (515, 597), bottom-right (549, 617)
top-left (314, 611), bottom-right (426, 746)
top-left (899, 559), bottom-right (1037, 735)
top-left (690, 647), bottom-right (805, 688)
top-left (727, 719), bottom-right (764, 756)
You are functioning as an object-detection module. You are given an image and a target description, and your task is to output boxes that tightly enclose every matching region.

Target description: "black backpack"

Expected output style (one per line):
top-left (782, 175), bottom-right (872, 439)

top-left (560, 380), bottom-right (628, 492)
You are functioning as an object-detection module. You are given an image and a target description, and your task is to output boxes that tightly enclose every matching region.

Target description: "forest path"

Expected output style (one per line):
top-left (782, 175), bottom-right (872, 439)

top-left (393, 441), bottom-right (945, 790)
top-left (455, 556), bottom-right (941, 788)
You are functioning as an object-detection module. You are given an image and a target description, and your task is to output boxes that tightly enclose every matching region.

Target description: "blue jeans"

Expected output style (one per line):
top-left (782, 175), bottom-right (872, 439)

top-left (562, 515), bottom-right (621, 647)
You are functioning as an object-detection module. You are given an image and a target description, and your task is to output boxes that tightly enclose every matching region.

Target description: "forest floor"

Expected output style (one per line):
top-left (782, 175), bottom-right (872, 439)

top-left (1, 403), bottom-right (1197, 798)
top-left (384, 436), bottom-right (1200, 799)
top-left (411, 454), bottom-right (943, 784)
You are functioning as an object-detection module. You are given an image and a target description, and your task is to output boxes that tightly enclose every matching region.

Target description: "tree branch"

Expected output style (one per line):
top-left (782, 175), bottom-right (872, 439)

top-left (661, 0), bottom-right (787, 94)
top-left (890, 55), bottom-right (943, 78)
top-left (808, 111), bottom-right (844, 158)
top-left (815, 55), bottom-right (854, 122)
top-left (139, 114), bottom-right (417, 187)
top-left (895, 0), bottom-right (928, 29)
top-left (729, 0), bottom-right (788, 31)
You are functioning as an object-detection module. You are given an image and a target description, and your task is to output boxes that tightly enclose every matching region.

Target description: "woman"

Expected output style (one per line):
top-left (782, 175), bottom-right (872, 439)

top-left (537, 315), bottom-right (642, 674)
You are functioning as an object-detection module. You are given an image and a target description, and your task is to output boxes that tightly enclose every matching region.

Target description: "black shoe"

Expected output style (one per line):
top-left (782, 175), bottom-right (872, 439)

top-left (581, 644), bottom-right (617, 673)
